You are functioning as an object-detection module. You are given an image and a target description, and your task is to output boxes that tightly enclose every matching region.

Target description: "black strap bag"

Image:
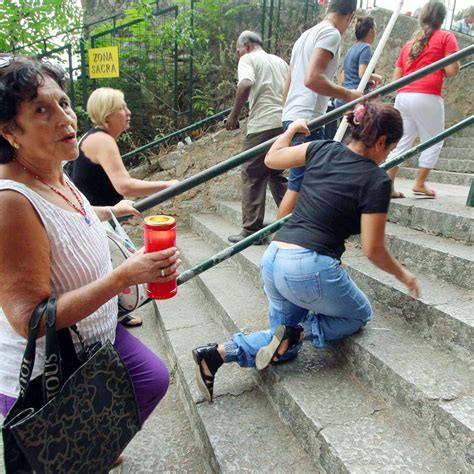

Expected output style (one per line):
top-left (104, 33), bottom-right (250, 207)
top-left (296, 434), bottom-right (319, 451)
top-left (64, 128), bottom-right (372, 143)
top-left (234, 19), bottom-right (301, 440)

top-left (2, 298), bottom-right (141, 473)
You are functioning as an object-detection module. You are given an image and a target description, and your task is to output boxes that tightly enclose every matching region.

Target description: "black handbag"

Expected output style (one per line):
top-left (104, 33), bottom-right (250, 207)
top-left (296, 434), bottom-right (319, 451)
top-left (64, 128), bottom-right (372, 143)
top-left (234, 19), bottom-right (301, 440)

top-left (2, 298), bottom-right (141, 473)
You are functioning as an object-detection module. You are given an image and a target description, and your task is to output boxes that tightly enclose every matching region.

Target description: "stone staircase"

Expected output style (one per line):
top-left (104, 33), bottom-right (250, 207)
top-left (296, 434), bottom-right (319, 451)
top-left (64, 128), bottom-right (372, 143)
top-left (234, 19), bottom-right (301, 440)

top-left (155, 126), bottom-right (473, 472)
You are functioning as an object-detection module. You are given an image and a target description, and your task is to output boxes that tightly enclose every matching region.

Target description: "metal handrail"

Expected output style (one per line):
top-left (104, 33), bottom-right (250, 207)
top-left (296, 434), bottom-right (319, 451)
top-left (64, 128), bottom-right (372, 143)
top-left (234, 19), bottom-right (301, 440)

top-left (134, 44), bottom-right (474, 213)
top-left (177, 115), bottom-right (474, 284)
top-left (122, 107), bottom-right (233, 164)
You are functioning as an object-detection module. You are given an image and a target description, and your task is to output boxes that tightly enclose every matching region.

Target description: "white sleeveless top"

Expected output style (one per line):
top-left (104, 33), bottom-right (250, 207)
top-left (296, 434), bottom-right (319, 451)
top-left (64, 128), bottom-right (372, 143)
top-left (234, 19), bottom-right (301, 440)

top-left (0, 179), bottom-right (117, 397)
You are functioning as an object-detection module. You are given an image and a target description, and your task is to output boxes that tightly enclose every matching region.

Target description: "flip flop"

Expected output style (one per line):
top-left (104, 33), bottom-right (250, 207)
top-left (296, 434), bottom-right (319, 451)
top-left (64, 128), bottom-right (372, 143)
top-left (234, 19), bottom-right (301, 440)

top-left (119, 314), bottom-right (143, 327)
top-left (413, 189), bottom-right (436, 198)
top-left (390, 191), bottom-right (405, 199)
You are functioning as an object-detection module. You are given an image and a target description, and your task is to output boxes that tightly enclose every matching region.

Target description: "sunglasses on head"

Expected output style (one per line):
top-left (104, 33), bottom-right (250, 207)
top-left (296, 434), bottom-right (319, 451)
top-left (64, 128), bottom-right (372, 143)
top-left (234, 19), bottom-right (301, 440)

top-left (0, 55), bottom-right (15, 69)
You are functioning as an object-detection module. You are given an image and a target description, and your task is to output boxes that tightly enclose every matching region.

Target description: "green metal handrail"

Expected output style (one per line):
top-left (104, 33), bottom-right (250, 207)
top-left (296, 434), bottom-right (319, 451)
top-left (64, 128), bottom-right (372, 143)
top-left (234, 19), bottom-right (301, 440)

top-left (134, 44), bottom-right (474, 213)
top-left (177, 115), bottom-right (474, 285)
top-left (121, 107), bottom-right (233, 164)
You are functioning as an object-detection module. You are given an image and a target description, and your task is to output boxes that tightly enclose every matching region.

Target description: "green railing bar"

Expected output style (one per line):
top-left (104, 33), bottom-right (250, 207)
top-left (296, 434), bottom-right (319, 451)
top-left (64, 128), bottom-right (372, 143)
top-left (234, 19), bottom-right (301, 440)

top-left (122, 107), bottom-right (233, 164)
top-left (134, 44), bottom-right (474, 212)
top-left (460, 60), bottom-right (474, 70)
top-left (177, 115), bottom-right (474, 284)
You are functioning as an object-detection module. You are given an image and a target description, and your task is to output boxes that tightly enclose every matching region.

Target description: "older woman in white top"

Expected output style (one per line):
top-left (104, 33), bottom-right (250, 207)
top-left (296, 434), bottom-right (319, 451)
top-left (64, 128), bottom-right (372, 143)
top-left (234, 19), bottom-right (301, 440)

top-left (0, 55), bottom-right (178, 437)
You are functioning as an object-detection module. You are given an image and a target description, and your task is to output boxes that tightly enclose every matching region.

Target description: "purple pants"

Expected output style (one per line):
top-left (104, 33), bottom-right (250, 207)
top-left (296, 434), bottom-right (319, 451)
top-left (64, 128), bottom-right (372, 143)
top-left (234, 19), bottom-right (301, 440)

top-left (0, 324), bottom-right (169, 424)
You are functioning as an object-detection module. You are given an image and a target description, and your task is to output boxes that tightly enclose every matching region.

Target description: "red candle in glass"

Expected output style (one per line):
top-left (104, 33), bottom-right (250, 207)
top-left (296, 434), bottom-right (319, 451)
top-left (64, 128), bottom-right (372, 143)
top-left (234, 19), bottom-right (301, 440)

top-left (144, 215), bottom-right (177, 300)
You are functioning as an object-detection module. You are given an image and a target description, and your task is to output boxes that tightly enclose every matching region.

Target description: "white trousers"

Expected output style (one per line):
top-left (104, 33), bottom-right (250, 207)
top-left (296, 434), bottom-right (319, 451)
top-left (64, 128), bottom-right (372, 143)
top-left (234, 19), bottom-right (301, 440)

top-left (389, 92), bottom-right (445, 169)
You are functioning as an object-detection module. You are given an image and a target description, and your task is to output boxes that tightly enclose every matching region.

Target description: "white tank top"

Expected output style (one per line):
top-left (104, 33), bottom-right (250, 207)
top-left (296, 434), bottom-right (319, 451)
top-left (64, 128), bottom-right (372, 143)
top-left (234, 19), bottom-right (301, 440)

top-left (0, 179), bottom-right (117, 397)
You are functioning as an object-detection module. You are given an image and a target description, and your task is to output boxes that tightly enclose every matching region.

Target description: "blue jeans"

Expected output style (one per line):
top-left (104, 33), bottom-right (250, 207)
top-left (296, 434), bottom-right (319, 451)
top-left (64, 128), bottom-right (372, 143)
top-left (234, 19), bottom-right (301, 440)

top-left (224, 243), bottom-right (372, 367)
top-left (282, 121), bottom-right (325, 192)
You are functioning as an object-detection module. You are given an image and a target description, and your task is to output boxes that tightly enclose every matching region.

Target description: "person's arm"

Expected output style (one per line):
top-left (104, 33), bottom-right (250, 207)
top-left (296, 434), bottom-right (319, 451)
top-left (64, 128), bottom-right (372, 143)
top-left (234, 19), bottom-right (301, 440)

top-left (0, 191), bottom-right (180, 339)
top-left (225, 79), bottom-right (252, 130)
top-left (360, 212), bottom-right (419, 297)
top-left (305, 48), bottom-right (363, 102)
top-left (82, 133), bottom-right (179, 197)
top-left (93, 199), bottom-right (142, 222)
top-left (358, 64), bottom-right (383, 85)
top-left (265, 119), bottom-right (310, 170)
top-left (443, 33), bottom-right (460, 78)
top-left (281, 67), bottom-right (291, 106)
top-left (392, 66), bottom-right (403, 82)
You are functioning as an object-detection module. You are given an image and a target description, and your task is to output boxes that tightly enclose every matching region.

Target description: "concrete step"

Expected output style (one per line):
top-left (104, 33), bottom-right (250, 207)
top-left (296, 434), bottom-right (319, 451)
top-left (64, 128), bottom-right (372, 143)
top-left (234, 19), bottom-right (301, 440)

top-left (220, 200), bottom-right (474, 290)
top-left (406, 157), bottom-right (474, 173)
top-left (154, 276), bottom-right (318, 473)
top-left (187, 213), bottom-right (473, 471)
top-left (445, 137), bottom-right (473, 148)
top-left (397, 167), bottom-right (473, 186)
top-left (439, 147), bottom-right (474, 160)
top-left (173, 229), bottom-right (451, 473)
top-left (459, 126), bottom-right (474, 138)
top-left (387, 180), bottom-right (474, 243)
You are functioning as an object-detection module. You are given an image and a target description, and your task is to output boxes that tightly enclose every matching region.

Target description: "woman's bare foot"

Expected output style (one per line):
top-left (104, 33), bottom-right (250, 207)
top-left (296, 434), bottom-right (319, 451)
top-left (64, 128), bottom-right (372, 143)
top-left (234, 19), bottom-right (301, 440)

top-left (391, 190), bottom-right (405, 199)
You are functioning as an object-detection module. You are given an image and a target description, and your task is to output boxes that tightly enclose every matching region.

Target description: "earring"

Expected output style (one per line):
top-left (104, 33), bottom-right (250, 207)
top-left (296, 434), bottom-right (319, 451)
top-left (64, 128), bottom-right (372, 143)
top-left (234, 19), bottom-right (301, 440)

top-left (12, 142), bottom-right (20, 149)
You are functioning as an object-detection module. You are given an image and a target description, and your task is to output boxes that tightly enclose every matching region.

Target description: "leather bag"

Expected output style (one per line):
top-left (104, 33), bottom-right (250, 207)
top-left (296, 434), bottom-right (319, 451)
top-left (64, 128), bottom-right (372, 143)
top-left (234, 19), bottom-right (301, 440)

top-left (2, 298), bottom-right (141, 473)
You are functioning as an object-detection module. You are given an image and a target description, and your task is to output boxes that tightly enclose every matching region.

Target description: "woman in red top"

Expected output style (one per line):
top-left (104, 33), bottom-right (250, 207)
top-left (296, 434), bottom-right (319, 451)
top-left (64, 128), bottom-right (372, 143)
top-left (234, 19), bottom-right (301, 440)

top-left (387, 1), bottom-right (459, 198)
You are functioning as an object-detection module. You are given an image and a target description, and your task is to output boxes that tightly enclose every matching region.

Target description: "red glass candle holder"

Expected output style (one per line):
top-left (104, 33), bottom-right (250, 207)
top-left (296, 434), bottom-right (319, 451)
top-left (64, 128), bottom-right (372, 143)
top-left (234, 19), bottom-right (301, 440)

top-left (144, 215), bottom-right (177, 300)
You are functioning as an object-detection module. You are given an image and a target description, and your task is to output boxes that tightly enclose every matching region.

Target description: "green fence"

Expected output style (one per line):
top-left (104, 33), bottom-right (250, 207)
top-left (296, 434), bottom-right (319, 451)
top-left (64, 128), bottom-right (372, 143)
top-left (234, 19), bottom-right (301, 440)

top-left (7, 0), bottom-right (322, 150)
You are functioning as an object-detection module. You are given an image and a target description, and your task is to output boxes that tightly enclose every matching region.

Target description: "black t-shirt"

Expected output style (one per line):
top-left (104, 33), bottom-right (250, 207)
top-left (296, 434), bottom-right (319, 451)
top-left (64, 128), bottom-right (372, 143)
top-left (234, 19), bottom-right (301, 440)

top-left (275, 140), bottom-right (391, 259)
top-left (71, 128), bottom-right (123, 206)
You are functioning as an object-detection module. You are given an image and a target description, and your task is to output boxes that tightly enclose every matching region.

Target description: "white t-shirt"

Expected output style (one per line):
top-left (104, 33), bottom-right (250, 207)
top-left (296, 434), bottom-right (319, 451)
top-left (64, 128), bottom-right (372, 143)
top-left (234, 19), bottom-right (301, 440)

top-left (238, 49), bottom-right (288, 135)
top-left (283, 21), bottom-right (341, 122)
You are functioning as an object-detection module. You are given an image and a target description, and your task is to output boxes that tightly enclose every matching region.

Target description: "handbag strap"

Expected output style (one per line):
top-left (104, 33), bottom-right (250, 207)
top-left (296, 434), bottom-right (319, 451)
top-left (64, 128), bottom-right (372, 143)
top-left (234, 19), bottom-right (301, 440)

top-left (44, 298), bottom-right (63, 402)
top-left (17, 299), bottom-right (49, 400)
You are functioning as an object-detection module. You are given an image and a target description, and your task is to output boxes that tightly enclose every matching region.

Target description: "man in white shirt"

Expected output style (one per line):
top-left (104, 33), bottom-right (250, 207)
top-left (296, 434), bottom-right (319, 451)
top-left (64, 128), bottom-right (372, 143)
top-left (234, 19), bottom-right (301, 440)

top-left (278, 0), bottom-right (363, 218)
top-left (453, 8), bottom-right (474, 35)
top-left (226, 31), bottom-right (289, 244)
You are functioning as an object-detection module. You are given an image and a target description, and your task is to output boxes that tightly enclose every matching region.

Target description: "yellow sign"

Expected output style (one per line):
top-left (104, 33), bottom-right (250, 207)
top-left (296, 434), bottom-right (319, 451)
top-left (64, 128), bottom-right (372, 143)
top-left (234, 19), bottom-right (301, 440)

top-left (88, 46), bottom-right (119, 79)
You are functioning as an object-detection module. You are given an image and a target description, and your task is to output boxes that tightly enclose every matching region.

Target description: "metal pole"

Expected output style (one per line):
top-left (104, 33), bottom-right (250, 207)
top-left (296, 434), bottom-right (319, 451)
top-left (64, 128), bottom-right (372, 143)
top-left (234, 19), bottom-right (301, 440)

top-left (79, 37), bottom-right (88, 117)
top-left (188, 0), bottom-right (195, 125)
top-left (334, 0), bottom-right (404, 142)
top-left (134, 45), bottom-right (473, 212)
top-left (261, 0), bottom-right (267, 41)
top-left (268, 0), bottom-right (274, 50)
top-left (177, 116), bottom-right (474, 283)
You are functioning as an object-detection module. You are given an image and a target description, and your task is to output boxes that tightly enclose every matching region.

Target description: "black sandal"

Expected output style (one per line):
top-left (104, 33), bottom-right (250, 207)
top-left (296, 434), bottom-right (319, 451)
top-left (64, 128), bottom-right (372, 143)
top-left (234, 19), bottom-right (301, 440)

top-left (255, 325), bottom-right (303, 370)
top-left (118, 314), bottom-right (143, 328)
top-left (192, 343), bottom-right (223, 402)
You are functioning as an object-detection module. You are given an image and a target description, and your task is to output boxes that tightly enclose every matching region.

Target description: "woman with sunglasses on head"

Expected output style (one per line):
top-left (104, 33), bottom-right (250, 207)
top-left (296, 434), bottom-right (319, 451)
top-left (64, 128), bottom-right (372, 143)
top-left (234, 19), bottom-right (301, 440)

top-left (0, 55), bottom-right (178, 447)
top-left (192, 100), bottom-right (420, 402)
top-left (71, 87), bottom-right (179, 327)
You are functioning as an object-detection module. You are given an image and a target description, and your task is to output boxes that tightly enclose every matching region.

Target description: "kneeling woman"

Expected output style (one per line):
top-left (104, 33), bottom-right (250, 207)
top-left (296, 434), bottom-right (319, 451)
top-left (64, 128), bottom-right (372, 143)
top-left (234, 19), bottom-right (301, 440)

top-left (193, 101), bottom-right (420, 401)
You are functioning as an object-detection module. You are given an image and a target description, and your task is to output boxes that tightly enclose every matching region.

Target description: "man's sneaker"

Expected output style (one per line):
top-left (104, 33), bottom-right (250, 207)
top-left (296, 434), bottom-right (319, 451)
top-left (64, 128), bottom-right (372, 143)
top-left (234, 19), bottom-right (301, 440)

top-left (228, 233), bottom-right (269, 245)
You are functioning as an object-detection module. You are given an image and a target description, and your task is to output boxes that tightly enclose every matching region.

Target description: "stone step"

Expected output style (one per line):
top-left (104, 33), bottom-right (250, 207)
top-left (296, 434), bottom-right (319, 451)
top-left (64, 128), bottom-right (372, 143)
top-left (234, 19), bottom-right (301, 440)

top-left (406, 157), bottom-right (474, 173)
top-left (187, 214), bottom-right (473, 471)
top-left (459, 126), bottom-right (474, 138)
top-left (396, 167), bottom-right (473, 186)
top-left (387, 180), bottom-right (474, 244)
top-left (198, 206), bottom-right (474, 362)
top-left (220, 200), bottom-right (474, 290)
top-left (155, 275), bottom-right (318, 473)
top-left (445, 137), bottom-right (473, 148)
top-left (439, 147), bottom-right (474, 160)
top-left (172, 229), bottom-right (451, 473)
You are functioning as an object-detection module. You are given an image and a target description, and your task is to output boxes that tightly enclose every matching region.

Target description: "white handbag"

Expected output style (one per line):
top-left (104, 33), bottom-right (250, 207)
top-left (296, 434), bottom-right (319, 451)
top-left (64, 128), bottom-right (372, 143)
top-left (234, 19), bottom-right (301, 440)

top-left (105, 214), bottom-right (148, 315)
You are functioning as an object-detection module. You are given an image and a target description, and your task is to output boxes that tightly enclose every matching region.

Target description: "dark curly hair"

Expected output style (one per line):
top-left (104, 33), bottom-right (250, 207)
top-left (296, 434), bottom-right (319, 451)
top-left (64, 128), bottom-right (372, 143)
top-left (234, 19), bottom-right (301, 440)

top-left (0, 55), bottom-right (66, 164)
top-left (346, 100), bottom-right (403, 148)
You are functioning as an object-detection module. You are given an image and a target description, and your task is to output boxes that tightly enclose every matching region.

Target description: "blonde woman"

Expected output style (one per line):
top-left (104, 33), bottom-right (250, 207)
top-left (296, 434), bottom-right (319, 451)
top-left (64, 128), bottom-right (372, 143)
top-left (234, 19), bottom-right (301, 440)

top-left (387, 1), bottom-right (460, 198)
top-left (72, 88), bottom-right (179, 327)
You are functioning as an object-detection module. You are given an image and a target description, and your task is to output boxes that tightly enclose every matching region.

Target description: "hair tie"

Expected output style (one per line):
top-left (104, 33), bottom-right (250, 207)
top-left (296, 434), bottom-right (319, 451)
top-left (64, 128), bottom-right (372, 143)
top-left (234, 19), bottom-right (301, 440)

top-left (353, 104), bottom-right (366, 125)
